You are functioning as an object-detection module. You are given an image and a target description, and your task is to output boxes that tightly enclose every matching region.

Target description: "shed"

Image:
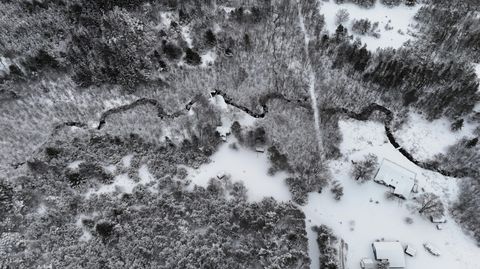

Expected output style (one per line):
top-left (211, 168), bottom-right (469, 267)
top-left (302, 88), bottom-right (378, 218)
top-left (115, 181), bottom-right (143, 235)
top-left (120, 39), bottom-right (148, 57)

top-left (374, 159), bottom-right (416, 199)
top-left (255, 146), bottom-right (265, 153)
top-left (360, 258), bottom-right (375, 269)
top-left (430, 216), bottom-right (447, 223)
top-left (372, 241), bottom-right (406, 268)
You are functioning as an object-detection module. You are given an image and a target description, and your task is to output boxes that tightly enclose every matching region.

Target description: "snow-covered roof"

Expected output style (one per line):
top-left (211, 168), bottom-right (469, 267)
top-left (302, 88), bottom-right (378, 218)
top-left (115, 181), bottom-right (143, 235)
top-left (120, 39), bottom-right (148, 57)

top-left (405, 245), bottom-right (417, 257)
top-left (373, 241), bottom-right (406, 268)
top-left (255, 146), bottom-right (265, 153)
top-left (374, 159), bottom-right (416, 198)
top-left (430, 216), bottom-right (447, 223)
top-left (360, 258), bottom-right (375, 269)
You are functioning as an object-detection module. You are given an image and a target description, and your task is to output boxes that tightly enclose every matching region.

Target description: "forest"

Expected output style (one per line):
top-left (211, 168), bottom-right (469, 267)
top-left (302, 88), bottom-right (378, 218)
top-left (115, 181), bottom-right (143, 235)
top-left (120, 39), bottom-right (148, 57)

top-left (1, 0), bottom-right (480, 267)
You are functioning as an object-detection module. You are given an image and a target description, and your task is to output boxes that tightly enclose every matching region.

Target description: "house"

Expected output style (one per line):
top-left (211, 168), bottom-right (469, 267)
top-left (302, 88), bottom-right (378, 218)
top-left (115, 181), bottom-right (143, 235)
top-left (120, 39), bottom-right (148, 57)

top-left (374, 159), bottom-right (416, 199)
top-left (405, 245), bottom-right (417, 257)
top-left (372, 241), bottom-right (406, 268)
top-left (360, 258), bottom-right (375, 269)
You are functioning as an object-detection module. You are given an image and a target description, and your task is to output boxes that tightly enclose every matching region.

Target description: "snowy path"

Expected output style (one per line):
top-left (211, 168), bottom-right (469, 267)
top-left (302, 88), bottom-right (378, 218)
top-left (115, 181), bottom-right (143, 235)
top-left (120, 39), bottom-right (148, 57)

top-left (297, 1), bottom-right (324, 157)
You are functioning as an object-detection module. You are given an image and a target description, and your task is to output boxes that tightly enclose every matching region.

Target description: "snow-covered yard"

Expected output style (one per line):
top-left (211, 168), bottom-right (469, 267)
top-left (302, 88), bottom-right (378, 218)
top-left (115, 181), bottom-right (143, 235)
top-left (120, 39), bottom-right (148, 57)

top-left (303, 119), bottom-right (479, 269)
top-left (318, 0), bottom-right (421, 50)
top-left (394, 112), bottom-right (477, 161)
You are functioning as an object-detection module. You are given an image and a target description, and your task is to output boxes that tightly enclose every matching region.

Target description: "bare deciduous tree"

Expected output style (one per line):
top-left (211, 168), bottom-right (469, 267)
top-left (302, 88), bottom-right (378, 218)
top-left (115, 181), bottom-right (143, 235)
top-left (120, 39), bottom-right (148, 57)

top-left (351, 154), bottom-right (378, 182)
top-left (414, 192), bottom-right (445, 217)
top-left (335, 8), bottom-right (350, 25)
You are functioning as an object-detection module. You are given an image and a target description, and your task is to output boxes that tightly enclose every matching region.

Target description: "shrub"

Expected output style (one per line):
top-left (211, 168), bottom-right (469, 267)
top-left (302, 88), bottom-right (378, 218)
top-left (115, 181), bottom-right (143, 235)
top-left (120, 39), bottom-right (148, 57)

top-left (451, 119), bottom-right (464, 131)
top-left (267, 146), bottom-right (291, 175)
top-left (205, 29), bottom-right (217, 47)
top-left (45, 147), bottom-right (62, 158)
top-left (164, 42), bottom-right (183, 60)
top-left (184, 48), bottom-right (201, 65)
top-left (331, 180), bottom-right (344, 201)
top-left (381, 0), bottom-right (402, 6)
top-left (351, 154), bottom-right (378, 182)
top-left (96, 221), bottom-right (114, 237)
top-left (352, 19), bottom-right (372, 35)
top-left (231, 121), bottom-right (243, 142)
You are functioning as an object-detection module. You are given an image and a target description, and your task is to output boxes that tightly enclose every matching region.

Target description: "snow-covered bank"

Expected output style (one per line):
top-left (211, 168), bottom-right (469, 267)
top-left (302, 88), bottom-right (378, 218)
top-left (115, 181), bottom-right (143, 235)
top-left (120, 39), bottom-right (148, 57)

top-left (186, 139), bottom-right (291, 202)
top-left (318, 0), bottom-right (421, 50)
top-left (395, 112), bottom-right (477, 161)
top-left (304, 119), bottom-right (479, 269)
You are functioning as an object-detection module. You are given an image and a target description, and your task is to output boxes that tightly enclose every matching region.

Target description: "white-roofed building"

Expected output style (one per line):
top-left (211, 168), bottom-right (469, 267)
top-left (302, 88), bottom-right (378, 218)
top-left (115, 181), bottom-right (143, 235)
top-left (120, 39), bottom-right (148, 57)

top-left (372, 241), bottom-right (406, 268)
top-left (374, 159), bottom-right (416, 199)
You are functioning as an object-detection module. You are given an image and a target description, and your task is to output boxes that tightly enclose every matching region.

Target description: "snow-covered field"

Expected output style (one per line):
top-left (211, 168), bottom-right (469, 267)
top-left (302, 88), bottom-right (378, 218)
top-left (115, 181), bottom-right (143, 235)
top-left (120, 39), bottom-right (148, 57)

top-left (394, 112), bottom-right (477, 160)
top-left (318, 0), bottom-right (421, 50)
top-left (187, 138), bottom-right (291, 202)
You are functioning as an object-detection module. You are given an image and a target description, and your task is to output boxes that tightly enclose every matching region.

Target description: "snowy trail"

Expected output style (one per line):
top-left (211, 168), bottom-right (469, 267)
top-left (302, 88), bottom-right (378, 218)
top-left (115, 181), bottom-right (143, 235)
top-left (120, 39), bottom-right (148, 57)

top-left (297, 2), bottom-right (324, 157)
top-left (297, 3), bottom-right (327, 268)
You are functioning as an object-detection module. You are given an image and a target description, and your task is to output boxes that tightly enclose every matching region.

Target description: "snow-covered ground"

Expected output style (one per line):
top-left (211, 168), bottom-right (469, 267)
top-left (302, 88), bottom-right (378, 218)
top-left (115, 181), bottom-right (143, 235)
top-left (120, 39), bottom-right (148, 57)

top-left (181, 26), bottom-right (193, 48)
top-left (201, 50), bottom-right (217, 68)
top-left (85, 163), bottom-right (156, 198)
top-left (318, 0), bottom-right (421, 50)
top-left (303, 119), bottom-right (479, 269)
top-left (67, 160), bottom-right (83, 170)
top-left (394, 112), bottom-right (477, 160)
top-left (186, 138), bottom-right (291, 202)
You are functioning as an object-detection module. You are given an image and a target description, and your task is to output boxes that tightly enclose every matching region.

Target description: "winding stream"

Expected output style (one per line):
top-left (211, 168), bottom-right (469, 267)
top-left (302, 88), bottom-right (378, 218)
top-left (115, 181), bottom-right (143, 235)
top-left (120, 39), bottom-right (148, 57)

top-left (13, 87), bottom-right (467, 180)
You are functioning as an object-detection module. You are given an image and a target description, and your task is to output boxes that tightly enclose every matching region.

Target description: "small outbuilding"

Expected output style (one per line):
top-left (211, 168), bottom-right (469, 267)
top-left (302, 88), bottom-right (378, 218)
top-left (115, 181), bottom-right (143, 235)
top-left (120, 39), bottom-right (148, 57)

top-left (423, 243), bottom-right (441, 256)
top-left (372, 241), bottom-right (406, 268)
top-left (430, 216), bottom-right (447, 224)
top-left (360, 258), bottom-right (375, 269)
top-left (374, 159), bottom-right (416, 199)
top-left (255, 146), bottom-right (265, 153)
